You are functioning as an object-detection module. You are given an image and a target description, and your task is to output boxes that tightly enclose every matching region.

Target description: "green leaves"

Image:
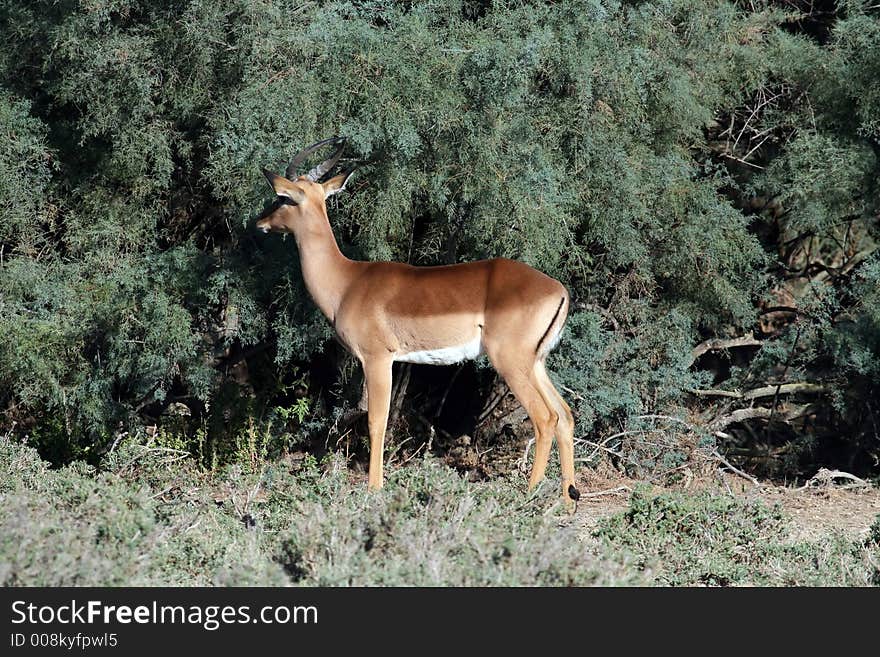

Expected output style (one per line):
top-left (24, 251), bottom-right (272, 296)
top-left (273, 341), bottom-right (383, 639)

top-left (0, 91), bottom-right (52, 247)
top-left (762, 132), bottom-right (875, 235)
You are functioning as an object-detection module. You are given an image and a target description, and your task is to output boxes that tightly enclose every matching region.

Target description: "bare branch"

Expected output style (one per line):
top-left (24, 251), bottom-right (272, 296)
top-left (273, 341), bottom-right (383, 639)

top-left (689, 388), bottom-right (744, 399)
top-left (741, 382), bottom-right (825, 400)
top-left (709, 402), bottom-right (814, 432)
top-left (689, 333), bottom-right (762, 366)
top-left (693, 382), bottom-right (825, 400)
top-left (710, 407), bottom-right (774, 431)
top-left (797, 468), bottom-right (870, 490)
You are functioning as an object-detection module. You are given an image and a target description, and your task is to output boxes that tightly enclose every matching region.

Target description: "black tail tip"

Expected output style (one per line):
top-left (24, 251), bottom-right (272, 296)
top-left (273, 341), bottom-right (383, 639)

top-left (568, 484), bottom-right (580, 501)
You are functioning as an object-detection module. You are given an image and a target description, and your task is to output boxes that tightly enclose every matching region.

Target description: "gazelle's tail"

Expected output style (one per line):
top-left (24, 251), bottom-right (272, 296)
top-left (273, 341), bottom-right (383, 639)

top-left (536, 293), bottom-right (568, 356)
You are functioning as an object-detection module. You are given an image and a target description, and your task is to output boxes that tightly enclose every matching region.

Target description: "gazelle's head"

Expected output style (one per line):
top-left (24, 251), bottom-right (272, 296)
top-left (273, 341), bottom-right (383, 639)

top-left (256, 136), bottom-right (353, 234)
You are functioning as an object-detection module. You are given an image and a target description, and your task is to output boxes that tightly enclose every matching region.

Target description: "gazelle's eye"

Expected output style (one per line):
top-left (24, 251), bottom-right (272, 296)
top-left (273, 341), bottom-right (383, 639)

top-left (277, 196), bottom-right (296, 206)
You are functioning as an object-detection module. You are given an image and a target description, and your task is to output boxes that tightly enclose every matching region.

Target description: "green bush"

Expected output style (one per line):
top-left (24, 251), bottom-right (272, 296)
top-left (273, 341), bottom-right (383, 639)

top-left (0, 1), bottom-right (877, 479)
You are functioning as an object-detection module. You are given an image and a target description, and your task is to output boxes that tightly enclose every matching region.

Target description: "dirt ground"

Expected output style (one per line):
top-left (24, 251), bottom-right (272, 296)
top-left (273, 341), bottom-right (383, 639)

top-left (569, 463), bottom-right (880, 543)
top-left (758, 484), bottom-right (880, 542)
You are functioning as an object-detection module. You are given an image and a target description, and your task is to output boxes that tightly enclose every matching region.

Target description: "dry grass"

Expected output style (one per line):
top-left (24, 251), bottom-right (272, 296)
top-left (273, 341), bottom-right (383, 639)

top-left (1, 435), bottom-right (878, 586)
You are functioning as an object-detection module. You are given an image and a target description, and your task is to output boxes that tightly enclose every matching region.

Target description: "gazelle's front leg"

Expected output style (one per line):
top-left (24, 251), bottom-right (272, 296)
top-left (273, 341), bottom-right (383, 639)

top-left (363, 356), bottom-right (394, 490)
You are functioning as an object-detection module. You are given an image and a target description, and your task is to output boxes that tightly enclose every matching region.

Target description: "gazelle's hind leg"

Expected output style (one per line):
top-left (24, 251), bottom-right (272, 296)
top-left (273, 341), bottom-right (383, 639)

top-left (503, 369), bottom-right (558, 490)
top-left (483, 348), bottom-right (559, 492)
top-left (534, 360), bottom-right (579, 503)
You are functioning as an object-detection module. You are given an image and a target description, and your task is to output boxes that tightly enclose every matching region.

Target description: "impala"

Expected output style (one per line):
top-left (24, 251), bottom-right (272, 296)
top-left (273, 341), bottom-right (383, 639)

top-left (256, 137), bottom-right (579, 504)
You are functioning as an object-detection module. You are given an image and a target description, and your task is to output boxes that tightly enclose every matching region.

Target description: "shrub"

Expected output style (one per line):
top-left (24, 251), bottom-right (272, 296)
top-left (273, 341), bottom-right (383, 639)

top-left (3, 437), bottom-right (876, 586)
top-left (0, 1), bottom-right (877, 481)
top-left (0, 436), bottom-right (639, 586)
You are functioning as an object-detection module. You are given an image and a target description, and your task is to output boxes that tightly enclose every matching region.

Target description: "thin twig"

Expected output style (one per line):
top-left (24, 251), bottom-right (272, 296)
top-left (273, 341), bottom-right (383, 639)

top-left (636, 414), bottom-right (693, 426)
top-left (720, 152), bottom-right (765, 169)
top-left (517, 438), bottom-right (535, 473)
top-left (386, 436), bottom-right (414, 468)
top-left (412, 412), bottom-right (452, 440)
top-left (560, 384), bottom-right (584, 400)
top-left (108, 431), bottom-right (129, 454)
top-left (579, 485), bottom-right (631, 498)
top-left (434, 365), bottom-right (463, 420)
top-left (476, 382), bottom-right (508, 425)
top-left (400, 440), bottom-right (428, 467)
top-left (574, 439), bottom-right (623, 460)
top-left (711, 448), bottom-right (761, 487)
top-left (576, 429), bottom-right (642, 462)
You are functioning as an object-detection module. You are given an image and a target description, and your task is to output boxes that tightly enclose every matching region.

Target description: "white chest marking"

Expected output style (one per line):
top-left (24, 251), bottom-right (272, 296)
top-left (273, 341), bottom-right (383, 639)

top-left (396, 337), bottom-right (483, 365)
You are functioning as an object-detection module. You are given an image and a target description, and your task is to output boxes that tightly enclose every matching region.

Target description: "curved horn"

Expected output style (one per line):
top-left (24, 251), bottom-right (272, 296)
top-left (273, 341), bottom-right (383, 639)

top-left (305, 137), bottom-right (346, 182)
top-left (285, 135), bottom-right (344, 180)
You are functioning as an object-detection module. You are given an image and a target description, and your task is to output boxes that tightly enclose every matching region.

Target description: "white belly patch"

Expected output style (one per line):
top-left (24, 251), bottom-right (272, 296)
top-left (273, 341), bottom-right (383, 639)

top-left (396, 337), bottom-right (483, 365)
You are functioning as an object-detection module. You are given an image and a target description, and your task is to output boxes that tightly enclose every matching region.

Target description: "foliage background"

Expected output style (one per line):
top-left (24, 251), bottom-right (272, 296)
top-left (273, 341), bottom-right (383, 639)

top-left (0, 0), bottom-right (878, 482)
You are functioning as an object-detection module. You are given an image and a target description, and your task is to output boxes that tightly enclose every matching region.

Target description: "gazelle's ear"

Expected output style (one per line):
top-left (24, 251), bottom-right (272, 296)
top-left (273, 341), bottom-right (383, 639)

top-left (262, 168), bottom-right (284, 192)
top-left (262, 168), bottom-right (304, 203)
top-left (322, 169), bottom-right (355, 198)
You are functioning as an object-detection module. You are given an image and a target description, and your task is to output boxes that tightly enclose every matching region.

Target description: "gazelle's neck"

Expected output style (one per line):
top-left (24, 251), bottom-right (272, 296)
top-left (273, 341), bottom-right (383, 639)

top-left (292, 205), bottom-right (355, 322)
